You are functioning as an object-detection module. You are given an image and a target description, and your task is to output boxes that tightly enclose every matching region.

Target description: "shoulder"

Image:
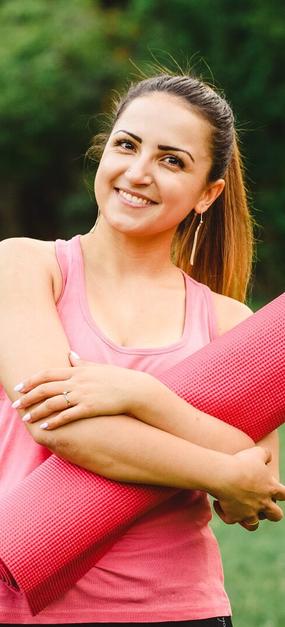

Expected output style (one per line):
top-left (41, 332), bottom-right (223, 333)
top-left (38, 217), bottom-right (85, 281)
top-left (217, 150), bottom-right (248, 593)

top-left (0, 236), bottom-right (55, 258)
top-left (211, 290), bottom-right (253, 336)
top-left (0, 237), bottom-right (61, 300)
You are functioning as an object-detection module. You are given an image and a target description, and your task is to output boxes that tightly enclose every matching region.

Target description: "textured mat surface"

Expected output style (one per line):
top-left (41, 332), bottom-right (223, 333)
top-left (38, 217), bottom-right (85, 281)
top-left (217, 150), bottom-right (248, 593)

top-left (0, 293), bottom-right (284, 615)
top-left (0, 463), bottom-right (175, 615)
top-left (160, 292), bottom-right (285, 442)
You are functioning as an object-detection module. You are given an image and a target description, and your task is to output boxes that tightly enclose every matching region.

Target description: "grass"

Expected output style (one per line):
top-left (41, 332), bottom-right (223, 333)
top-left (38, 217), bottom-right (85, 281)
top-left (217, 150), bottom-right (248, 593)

top-left (210, 426), bottom-right (285, 627)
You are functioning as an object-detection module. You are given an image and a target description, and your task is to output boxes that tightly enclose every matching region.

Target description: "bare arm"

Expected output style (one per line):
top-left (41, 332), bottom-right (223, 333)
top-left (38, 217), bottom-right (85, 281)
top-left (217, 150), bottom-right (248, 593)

top-left (53, 413), bottom-right (284, 523)
top-left (0, 238), bottom-right (71, 450)
top-left (1, 238), bottom-right (283, 524)
top-left (0, 238), bottom-right (252, 453)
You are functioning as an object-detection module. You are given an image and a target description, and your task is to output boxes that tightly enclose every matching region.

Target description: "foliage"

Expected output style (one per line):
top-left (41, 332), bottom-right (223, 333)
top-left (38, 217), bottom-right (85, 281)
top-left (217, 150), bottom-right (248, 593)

top-left (0, 0), bottom-right (284, 300)
top-left (0, 0), bottom-right (127, 237)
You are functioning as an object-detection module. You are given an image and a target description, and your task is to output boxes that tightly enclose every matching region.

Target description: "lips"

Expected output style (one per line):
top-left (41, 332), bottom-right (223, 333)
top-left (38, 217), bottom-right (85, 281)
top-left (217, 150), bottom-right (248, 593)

top-left (115, 187), bottom-right (158, 206)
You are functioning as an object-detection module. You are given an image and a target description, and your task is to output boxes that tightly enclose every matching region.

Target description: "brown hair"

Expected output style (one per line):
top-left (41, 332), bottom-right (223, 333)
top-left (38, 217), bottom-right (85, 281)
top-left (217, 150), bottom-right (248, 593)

top-left (87, 74), bottom-right (254, 302)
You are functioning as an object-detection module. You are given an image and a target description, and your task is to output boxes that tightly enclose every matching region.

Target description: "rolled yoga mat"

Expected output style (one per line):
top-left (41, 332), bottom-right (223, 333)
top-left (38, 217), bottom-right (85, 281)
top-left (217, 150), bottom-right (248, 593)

top-left (0, 293), bottom-right (284, 615)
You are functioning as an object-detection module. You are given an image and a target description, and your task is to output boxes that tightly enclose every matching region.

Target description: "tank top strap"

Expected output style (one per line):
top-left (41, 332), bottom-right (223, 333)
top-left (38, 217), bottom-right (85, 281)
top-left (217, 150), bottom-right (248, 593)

top-left (54, 235), bottom-right (82, 304)
top-left (201, 282), bottom-right (219, 341)
top-left (182, 272), bottom-right (218, 343)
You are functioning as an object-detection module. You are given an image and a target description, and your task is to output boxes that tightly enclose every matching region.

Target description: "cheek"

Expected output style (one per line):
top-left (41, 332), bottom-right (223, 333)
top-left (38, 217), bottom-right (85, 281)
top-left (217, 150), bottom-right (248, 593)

top-left (161, 179), bottom-right (193, 215)
top-left (168, 174), bottom-right (206, 212)
top-left (94, 168), bottom-right (103, 206)
top-left (95, 153), bottom-right (126, 193)
top-left (94, 157), bottom-right (112, 202)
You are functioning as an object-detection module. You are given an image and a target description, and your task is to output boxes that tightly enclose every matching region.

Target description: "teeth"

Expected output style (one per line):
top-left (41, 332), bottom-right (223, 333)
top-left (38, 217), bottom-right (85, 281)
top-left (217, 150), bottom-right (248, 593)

top-left (118, 189), bottom-right (152, 206)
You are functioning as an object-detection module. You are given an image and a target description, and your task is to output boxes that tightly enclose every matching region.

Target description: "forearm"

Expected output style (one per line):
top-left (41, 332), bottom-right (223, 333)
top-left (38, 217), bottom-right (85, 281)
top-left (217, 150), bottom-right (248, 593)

top-left (50, 416), bottom-right (285, 525)
top-left (51, 414), bottom-right (232, 496)
top-left (45, 415), bottom-right (279, 491)
top-left (31, 366), bottom-right (254, 459)
top-left (128, 373), bottom-right (254, 453)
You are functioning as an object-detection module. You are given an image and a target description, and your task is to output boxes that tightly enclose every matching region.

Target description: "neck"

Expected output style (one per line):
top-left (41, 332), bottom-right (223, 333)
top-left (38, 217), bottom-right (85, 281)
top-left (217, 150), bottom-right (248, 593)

top-left (82, 217), bottom-right (178, 281)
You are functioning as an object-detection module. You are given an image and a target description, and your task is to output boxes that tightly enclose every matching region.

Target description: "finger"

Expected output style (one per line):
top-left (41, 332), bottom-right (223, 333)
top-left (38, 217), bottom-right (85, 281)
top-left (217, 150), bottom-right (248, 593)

top-left (213, 500), bottom-right (235, 525)
top-left (239, 518), bottom-right (260, 532)
top-left (261, 502), bottom-right (284, 522)
top-left (38, 406), bottom-right (83, 430)
top-left (273, 483), bottom-right (285, 501)
top-left (69, 351), bottom-right (81, 366)
top-left (13, 369), bottom-right (73, 394)
top-left (69, 352), bottom-right (95, 368)
top-left (22, 393), bottom-right (75, 423)
top-left (14, 382), bottom-right (70, 410)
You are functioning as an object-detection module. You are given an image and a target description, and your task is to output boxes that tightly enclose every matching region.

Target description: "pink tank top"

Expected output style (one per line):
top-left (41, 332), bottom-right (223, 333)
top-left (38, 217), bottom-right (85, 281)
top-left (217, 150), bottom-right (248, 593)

top-left (0, 235), bottom-right (231, 623)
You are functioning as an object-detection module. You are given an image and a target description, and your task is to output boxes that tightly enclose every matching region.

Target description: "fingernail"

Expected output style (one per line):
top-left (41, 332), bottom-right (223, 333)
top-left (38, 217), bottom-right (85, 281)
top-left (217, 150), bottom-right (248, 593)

top-left (14, 382), bottom-right (24, 392)
top-left (12, 399), bottom-right (21, 409)
top-left (22, 413), bottom-right (31, 423)
top-left (39, 422), bottom-right (49, 430)
top-left (69, 350), bottom-right (80, 360)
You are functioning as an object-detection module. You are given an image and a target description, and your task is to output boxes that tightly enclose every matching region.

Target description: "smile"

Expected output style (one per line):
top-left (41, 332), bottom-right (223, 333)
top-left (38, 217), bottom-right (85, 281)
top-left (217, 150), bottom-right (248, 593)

top-left (116, 188), bottom-right (156, 207)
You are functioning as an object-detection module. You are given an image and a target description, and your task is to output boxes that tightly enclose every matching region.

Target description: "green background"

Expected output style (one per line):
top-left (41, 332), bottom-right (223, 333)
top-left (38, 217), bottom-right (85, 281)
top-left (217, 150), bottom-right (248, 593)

top-left (0, 0), bottom-right (284, 303)
top-left (0, 2), bottom-right (284, 624)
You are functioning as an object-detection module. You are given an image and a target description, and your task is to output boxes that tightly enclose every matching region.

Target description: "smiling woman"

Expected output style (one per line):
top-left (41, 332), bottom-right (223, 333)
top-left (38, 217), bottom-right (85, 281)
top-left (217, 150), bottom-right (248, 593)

top-left (0, 72), bottom-right (282, 627)
top-left (93, 94), bottom-right (224, 241)
top-left (88, 75), bottom-right (251, 300)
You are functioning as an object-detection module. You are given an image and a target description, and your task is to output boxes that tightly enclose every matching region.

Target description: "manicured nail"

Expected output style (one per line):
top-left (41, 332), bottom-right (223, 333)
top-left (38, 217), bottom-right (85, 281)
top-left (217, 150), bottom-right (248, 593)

top-left (14, 382), bottom-right (24, 392)
top-left (39, 422), bottom-right (49, 430)
top-left (22, 413), bottom-right (31, 423)
top-left (12, 399), bottom-right (21, 409)
top-left (69, 350), bottom-right (80, 360)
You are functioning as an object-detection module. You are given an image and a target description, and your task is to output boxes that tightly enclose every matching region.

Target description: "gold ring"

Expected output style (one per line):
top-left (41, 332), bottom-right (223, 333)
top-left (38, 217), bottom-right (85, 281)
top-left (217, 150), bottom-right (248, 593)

top-left (245, 519), bottom-right (260, 528)
top-left (63, 391), bottom-right (72, 406)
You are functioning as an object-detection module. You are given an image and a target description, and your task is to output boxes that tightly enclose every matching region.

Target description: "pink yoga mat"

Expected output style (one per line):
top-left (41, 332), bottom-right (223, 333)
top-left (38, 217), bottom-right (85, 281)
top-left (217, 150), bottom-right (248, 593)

top-left (0, 293), bottom-right (284, 615)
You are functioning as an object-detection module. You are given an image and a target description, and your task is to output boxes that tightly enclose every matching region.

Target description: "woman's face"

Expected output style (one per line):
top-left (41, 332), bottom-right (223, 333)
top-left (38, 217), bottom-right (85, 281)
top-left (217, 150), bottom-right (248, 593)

top-left (94, 92), bottom-right (224, 237)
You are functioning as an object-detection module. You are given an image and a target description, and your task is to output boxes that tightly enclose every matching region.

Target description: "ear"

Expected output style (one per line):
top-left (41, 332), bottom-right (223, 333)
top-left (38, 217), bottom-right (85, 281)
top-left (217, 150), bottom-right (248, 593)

top-left (195, 178), bottom-right (225, 215)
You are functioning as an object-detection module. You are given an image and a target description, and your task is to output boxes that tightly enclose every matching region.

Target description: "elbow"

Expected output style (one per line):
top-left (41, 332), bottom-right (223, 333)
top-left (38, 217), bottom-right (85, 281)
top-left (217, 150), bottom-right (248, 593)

top-left (33, 423), bottom-right (132, 481)
top-left (31, 425), bottom-right (60, 453)
top-left (46, 431), bottom-right (119, 477)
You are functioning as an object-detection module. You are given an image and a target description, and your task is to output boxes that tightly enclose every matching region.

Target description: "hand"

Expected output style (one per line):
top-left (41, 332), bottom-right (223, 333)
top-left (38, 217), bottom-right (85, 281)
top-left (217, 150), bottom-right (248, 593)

top-left (12, 352), bottom-right (148, 430)
top-left (212, 446), bottom-right (285, 530)
top-left (213, 501), bottom-right (261, 532)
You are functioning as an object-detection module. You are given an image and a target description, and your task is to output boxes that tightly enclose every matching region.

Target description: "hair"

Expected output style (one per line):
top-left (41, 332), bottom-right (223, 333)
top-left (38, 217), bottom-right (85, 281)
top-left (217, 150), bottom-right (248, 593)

top-left (87, 73), bottom-right (254, 302)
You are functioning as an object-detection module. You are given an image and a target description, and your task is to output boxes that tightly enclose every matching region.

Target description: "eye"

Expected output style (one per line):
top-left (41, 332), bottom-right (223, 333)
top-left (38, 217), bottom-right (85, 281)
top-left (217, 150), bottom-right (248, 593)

top-left (162, 155), bottom-right (185, 169)
top-left (113, 138), bottom-right (136, 151)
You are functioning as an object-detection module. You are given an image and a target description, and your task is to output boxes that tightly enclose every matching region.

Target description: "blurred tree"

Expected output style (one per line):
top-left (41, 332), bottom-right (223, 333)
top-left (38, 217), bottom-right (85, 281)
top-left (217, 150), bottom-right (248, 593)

top-left (0, 0), bottom-right (129, 239)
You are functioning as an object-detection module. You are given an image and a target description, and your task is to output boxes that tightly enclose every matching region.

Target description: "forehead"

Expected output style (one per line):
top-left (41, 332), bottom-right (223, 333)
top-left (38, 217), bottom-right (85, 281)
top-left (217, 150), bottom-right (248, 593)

top-left (112, 93), bottom-right (211, 160)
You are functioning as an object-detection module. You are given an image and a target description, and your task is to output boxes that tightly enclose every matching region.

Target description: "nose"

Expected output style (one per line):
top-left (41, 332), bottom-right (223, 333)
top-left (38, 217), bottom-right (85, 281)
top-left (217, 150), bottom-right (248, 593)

top-left (125, 154), bottom-right (153, 186)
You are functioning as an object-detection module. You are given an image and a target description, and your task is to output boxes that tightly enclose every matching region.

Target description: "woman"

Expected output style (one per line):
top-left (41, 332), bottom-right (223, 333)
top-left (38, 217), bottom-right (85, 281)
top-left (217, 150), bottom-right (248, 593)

top-left (0, 73), bottom-right (284, 626)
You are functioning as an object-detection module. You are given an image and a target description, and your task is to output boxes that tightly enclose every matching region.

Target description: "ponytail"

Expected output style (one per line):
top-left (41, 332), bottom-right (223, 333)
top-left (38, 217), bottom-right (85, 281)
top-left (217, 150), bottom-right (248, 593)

top-left (172, 135), bottom-right (254, 302)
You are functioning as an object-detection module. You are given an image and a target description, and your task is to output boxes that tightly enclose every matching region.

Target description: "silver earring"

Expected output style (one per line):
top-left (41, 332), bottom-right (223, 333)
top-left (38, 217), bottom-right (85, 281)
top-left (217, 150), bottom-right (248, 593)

top-left (190, 213), bottom-right (204, 266)
top-left (90, 210), bottom-right (100, 233)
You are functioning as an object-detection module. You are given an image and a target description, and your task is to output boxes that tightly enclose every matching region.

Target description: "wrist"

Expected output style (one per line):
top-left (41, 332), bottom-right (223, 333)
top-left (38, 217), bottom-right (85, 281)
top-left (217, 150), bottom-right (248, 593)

top-left (208, 453), bottom-right (257, 508)
top-left (201, 452), bottom-right (238, 499)
top-left (170, 444), bottom-right (235, 494)
top-left (127, 371), bottom-right (157, 418)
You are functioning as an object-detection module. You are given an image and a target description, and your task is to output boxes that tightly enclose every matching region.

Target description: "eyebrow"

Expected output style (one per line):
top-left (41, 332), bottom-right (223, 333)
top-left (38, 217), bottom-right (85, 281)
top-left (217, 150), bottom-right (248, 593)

top-left (113, 129), bottom-right (195, 163)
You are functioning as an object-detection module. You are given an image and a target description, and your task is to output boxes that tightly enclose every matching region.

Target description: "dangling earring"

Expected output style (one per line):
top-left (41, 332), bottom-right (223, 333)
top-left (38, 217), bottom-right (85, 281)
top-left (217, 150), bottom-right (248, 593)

top-left (90, 210), bottom-right (100, 234)
top-left (190, 212), bottom-right (204, 266)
